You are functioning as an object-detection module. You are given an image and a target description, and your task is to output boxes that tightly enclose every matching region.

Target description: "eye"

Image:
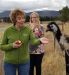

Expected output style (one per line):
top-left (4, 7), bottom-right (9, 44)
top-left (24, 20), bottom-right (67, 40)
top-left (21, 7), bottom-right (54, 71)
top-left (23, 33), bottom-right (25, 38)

top-left (50, 25), bottom-right (53, 29)
top-left (50, 25), bottom-right (53, 27)
top-left (51, 24), bottom-right (58, 32)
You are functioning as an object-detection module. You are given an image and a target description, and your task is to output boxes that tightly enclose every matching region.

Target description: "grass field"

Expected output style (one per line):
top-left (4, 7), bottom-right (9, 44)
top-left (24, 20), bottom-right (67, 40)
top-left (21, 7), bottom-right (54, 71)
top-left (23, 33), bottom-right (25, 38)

top-left (0, 22), bottom-right (69, 75)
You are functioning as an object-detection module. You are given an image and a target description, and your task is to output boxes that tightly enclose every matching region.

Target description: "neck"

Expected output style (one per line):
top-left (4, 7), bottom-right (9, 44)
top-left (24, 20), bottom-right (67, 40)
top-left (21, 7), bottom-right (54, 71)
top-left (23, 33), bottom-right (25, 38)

top-left (32, 23), bottom-right (39, 29)
top-left (54, 30), bottom-right (62, 42)
top-left (15, 25), bottom-right (22, 31)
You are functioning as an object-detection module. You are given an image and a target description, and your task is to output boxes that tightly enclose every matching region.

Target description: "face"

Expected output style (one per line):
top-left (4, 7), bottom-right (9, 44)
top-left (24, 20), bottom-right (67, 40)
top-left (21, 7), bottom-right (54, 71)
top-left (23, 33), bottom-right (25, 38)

top-left (46, 23), bottom-right (58, 33)
top-left (31, 14), bottom-right (38, 23)
top-left (16, 15), bottom-right (25, 27)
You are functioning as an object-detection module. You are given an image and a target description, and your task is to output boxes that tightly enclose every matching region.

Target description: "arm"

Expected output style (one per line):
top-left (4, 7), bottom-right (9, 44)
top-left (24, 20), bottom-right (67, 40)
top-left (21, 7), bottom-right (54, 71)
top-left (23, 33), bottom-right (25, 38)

top-left (40, 25), bottom-right (44, 37)
top-left (29, 27), bottom-right (49, 45)
top-left (29, 29), bottom-right (41, 45)
top-left (0, 31), bottom-right (13, 51)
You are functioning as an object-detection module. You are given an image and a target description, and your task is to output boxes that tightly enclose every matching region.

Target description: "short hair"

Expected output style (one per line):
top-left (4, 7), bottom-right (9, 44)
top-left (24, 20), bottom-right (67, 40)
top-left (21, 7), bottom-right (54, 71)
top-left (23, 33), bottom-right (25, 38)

top-left (10, 9), bottom-right (25, 25)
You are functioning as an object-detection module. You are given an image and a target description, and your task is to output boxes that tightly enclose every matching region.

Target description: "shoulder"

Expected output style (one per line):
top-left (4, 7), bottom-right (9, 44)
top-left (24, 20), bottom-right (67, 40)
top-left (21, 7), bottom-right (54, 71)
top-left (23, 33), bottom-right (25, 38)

top-left (40, 24), bottom-right (43, 26)
top-left (24, 25), bottom-right (32, 32)
top-left (4, 26), bottom-right (13, 33)
top-left (40, 24), bottom-right (44, 28)
top-left (40, 24), bottom-right (44, 31)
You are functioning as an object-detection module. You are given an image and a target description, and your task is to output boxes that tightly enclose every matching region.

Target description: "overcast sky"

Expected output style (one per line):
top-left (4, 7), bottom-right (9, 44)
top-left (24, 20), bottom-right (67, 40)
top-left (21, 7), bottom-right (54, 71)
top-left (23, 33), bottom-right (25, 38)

top-left (0, 0), bottom-right (67, 12)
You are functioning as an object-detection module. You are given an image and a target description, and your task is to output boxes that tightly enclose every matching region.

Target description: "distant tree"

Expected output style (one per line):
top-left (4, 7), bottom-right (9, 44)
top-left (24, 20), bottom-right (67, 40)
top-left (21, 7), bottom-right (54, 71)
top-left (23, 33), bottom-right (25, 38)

top-left (3, 17), bottom-right (11, 23)
top-left (40, 16), bottom-right (52, 21)
top-left (59, 6), bottom-right (69, 31)
top-left (59, 6), bottom-right (69, 23)
top-left (25, 16), bottom-right (30, 22)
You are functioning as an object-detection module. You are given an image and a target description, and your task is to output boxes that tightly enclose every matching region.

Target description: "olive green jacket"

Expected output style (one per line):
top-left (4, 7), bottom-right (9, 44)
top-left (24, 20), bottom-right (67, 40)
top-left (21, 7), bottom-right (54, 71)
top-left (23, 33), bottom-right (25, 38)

top-left (0, 25), bottom-right (40, 64)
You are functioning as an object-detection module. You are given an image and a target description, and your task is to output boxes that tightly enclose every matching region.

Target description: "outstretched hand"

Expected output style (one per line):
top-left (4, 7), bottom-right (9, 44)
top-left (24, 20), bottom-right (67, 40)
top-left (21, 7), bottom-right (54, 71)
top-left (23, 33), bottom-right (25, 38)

top-left (39, 37), bottom-right (49, 44)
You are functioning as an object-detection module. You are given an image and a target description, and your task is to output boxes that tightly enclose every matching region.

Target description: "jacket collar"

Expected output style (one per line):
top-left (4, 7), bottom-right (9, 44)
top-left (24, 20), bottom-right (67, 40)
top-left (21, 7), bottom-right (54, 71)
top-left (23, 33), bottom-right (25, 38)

top-left (12, 25), bottom-right (26, 31)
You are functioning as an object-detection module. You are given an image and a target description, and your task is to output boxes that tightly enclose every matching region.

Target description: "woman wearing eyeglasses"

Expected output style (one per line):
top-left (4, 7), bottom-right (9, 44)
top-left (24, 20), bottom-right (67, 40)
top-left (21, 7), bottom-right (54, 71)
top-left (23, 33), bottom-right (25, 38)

top-left (29, 12), bottom-right (48, 75)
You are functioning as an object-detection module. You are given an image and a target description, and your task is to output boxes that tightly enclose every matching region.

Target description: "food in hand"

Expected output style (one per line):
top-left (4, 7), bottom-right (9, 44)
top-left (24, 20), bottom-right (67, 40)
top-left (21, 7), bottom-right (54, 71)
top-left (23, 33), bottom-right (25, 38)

top-left (34, 28), bottom-right (41, 37)
top-left (15, 40), bottom-right (21, 44)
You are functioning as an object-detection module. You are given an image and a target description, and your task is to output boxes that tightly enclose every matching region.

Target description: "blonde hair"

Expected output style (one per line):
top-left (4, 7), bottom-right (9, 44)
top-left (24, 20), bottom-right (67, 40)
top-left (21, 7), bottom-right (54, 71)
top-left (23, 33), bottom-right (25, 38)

top-left (30, 12), bottom-right (40, 28)
top-left (10, 9), bottom-right (25, 25)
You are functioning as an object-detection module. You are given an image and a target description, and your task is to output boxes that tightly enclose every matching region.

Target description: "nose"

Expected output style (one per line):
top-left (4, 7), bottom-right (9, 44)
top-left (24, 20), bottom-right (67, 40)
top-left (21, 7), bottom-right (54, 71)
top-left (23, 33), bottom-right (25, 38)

top-left (21, 18), bottom-right (25, 23)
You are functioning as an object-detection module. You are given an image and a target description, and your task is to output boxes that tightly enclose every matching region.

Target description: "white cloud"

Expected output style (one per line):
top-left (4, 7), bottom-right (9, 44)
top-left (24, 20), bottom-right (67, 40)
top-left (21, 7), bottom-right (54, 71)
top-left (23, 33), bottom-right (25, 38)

top-left (66, 0), bottom-right (69, 7)
top-left (1, 0), bottom-right (34, 2)
top-left (0, 0), bottom-right (67, 12)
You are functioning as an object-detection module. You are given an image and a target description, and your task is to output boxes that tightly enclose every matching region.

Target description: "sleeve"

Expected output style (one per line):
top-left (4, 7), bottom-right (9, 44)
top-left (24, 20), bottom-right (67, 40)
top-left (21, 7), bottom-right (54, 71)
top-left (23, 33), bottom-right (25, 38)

top-left (40, 24), bottom-right (44, 31)
top-left (0, 30), bottom-right (13, 51)
top-left (29, 29), bottom-right (41, 45)
top-left (40, 24), bottom-right (44, 37)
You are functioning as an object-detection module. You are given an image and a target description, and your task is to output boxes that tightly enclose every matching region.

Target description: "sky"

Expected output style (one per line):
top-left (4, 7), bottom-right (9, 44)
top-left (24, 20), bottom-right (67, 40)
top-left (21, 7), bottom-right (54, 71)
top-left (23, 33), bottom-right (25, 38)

top-left (0, 0), bottom-right (67, 13)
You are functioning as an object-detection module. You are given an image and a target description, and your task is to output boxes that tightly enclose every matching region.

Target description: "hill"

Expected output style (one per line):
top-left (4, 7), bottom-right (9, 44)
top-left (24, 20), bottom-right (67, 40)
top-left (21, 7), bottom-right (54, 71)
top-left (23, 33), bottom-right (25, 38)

top-left (0, 10), bottom-right (60, 18)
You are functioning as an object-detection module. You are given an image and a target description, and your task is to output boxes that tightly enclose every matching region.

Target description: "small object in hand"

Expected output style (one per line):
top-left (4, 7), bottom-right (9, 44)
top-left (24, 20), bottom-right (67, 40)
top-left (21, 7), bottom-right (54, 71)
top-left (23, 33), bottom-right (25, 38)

top-left (15, 40), bottom-right (21, 44)
top-left (34, 28), bottom-right (41, 37)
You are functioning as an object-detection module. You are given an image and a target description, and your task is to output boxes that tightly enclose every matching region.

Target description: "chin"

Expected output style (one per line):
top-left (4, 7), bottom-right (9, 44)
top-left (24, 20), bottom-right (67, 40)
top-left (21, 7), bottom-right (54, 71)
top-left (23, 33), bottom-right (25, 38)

top-left (20, 24), bottom-right (24, 27)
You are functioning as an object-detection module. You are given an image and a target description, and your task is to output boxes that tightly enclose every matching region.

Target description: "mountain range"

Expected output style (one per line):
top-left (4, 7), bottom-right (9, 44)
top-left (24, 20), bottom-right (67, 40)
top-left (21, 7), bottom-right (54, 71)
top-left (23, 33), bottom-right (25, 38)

top-left (0, 10), bottom-right (60, 18)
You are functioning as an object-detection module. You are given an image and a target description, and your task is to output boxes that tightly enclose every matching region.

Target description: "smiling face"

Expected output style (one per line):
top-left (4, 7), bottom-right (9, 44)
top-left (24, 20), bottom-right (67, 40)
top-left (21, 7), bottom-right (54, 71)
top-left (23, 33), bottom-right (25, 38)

top-left (46, 22), bottom-right (58, 33)
top-left (10, 9), bottom-right (25, 27)
top-left (30, 12), bottom-right (39, 23)
top-left (16, 15), bottom-right (25, 27)
top-left (31, 14), bottom-right (38, 23)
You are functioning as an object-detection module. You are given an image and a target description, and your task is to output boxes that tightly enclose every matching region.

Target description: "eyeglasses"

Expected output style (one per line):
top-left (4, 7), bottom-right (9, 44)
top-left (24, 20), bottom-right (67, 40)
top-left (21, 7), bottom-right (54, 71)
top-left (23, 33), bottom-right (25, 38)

top-left (31, 17), bottom-right (38, 18)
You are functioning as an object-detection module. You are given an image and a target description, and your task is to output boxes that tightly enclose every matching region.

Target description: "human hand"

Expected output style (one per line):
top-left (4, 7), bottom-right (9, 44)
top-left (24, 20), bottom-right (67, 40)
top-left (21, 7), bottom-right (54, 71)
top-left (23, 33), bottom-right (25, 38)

top-left (13, 40), bottom-right (22, 48)
top-left (39, 37), bottom-right (49, 44)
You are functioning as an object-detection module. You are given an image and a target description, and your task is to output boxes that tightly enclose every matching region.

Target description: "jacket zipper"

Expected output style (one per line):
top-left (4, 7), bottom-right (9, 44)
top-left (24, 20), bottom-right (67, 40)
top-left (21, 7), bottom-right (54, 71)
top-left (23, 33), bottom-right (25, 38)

top-left (18, 30), bottom-right (21, 64)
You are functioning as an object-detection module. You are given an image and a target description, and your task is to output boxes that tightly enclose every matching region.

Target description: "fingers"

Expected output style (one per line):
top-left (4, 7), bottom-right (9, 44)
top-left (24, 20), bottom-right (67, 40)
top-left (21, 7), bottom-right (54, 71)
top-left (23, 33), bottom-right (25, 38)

top-left (40, 37), bottom-right (49, 44)
top-left (13, 43), bottom-right (22, 48)
top-left (13, 40), bottom-right (22, 48)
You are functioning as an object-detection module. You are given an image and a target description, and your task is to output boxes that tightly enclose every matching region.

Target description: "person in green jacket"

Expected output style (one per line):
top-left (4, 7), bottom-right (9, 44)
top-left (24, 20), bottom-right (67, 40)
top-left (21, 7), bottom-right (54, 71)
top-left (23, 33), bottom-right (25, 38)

top-left (0, 9), bottom-right (48, 75)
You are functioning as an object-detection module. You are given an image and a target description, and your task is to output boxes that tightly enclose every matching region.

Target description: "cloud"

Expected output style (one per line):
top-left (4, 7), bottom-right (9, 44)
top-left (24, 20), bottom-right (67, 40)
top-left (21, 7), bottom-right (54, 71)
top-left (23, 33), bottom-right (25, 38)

top-left (66, 0), bottom-right (69, 7)
top-left (0, 0), bottom-right (67, 12)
